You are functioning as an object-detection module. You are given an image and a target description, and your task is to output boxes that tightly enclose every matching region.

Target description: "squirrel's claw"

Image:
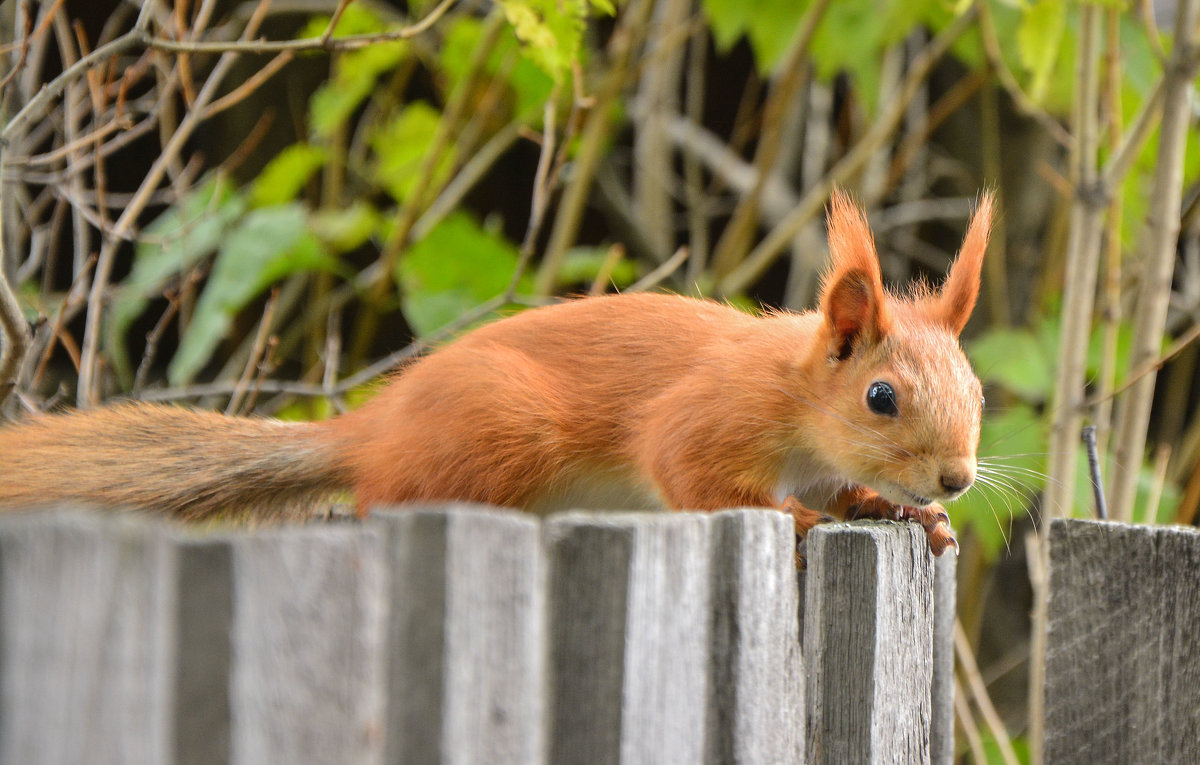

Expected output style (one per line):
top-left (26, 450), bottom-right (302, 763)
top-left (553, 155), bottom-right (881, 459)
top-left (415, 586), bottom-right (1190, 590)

top-left (899, 503), bottom-right (958, 557)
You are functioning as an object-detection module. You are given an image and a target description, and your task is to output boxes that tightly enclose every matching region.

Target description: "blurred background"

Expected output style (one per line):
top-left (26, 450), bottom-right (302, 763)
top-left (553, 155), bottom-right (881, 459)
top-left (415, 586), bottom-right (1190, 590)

top-left (2, 0), bottom-right (1198, 761)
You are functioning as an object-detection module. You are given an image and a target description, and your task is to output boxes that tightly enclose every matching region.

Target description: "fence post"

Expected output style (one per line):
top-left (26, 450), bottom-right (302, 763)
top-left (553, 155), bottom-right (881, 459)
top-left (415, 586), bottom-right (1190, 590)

top-left (930, 552), bottom-right (956, 765)
top-left (707, 509), bottom-right (805, 764)
top-left (1043, 518), bottom-right (1200, 763)
top-left (228, 523), bottom-right (387, 765)
top-left (804, 522), bottom-right (936, 764)
top-left (544, 512), bottom-right (712, 765)
top-left (172, 534), bottom-right (235, 765)
top-left (0, 511), bottom-right (177, 765)
top-left (373, 505), bottom-right (545, 765)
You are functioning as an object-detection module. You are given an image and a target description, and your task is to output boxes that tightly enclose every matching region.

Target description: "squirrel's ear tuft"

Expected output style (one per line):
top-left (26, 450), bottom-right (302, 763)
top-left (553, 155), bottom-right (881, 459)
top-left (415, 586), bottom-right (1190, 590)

top-left (820, 189), bottom-right (890, 356)
top-left (932, 191), bottom-right (993, 335)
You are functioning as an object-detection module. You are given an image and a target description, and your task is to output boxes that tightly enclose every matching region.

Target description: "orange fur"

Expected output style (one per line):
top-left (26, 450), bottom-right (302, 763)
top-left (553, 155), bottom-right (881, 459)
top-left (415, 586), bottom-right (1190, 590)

top-left (0, 193), bottom-right (992, 550)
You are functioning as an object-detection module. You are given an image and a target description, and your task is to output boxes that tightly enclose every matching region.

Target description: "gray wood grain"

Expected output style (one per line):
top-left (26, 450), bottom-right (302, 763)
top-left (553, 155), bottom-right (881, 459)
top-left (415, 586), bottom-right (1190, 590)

top-left (229, 523), bottom-right (387, 765)
top-left (545, 512), bottom-right (711, 765)
top-left (172, 534), bottom-right (235, 765)
top-left (0, 511), bottom-right (177, 765)
top-left (706, 509), bottom-right (804, 765)
top-left (374, 505), bottom-right (544, 765)
top-left (930, 552), bottom-right (956, 765)
top-left (804, 522), bottom-right (935, 765)
top-left (1043, 519), bottom-right (1200, 764)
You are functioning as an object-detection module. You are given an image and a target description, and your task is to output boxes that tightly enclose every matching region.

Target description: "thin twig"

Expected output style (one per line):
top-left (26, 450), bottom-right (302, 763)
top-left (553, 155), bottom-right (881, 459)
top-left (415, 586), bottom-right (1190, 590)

top-left (1081, 426), bottom-right (1109, 519)
top-left (588, 244), bottom-right (625, 296)
top-left (0, 2), bottom-right (38, 99)
top-left (201, 49), bottom-right (294, 118)
top-left (322, 305), bottom-right (343, 402)
top-left (954, 677), bottom-right (990, 765)
top-left (227, 287), bottom-right (281, 416)
top-left (146, 0), bottom-right (458, 55)
top-left (0, 254), bottom-right (32, 412)
top-left (238, 335), bottom-right (279, 416)
top-left (27, 253), bottom-right (96, 391)
top-left (132, 293), bottom-right (182, 395)
top-left (629, 246), bottom-right (690, 293)
top-left (955, 619), bottom-right (1021, 765)
top-left (1087, 321), bottom-right (1200, 407)
top-left (319, 0), bottom-right (355, 46)
top-left (1100, 74), bottom-right (1165, 190)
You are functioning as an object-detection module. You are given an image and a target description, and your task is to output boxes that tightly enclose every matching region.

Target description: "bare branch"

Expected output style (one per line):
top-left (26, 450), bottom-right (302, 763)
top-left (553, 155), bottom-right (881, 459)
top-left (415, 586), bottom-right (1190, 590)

top-left (0, 247), bottom-right (32, 412)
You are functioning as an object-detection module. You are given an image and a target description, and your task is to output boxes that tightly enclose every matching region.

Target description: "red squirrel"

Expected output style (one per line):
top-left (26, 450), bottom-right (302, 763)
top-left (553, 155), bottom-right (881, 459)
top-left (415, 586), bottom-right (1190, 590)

top-left (0, 191), bottom-right (991, 556)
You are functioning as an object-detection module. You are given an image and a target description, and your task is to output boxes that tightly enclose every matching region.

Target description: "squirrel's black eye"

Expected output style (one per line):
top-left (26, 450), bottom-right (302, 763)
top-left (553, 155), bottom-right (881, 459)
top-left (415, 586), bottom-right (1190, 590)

top-left (866, 381), bottom-right (898, 417)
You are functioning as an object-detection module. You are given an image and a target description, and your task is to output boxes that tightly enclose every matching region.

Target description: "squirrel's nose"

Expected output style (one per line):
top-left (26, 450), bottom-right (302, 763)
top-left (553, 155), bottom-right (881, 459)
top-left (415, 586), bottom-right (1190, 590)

top-left (940, 475), bottom-right (970, 494)
top-left (939, 464), bottom-right (975, 495)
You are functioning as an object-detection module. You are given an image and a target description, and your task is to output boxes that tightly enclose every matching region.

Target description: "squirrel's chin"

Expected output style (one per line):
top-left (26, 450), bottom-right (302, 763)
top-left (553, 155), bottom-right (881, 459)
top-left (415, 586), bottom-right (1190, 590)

top-left (873, 484), bottom-right (934, 508)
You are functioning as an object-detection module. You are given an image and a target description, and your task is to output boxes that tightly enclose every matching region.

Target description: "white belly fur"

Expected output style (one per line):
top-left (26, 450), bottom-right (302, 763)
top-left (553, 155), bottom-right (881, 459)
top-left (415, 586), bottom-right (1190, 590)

top-left (772, 448), bottom-right (849, 510)
top-left (526, 466), bottom-right (667, 515)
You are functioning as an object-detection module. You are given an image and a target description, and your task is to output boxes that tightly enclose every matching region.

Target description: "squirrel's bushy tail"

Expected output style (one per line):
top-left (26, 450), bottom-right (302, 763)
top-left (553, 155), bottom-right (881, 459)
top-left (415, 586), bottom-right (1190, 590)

top-left (0, 404), bottom-right (350, 522)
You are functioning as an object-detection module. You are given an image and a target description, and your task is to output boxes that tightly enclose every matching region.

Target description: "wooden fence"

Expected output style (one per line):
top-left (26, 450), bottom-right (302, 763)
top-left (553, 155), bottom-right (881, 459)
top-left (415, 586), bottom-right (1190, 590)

top-left (0, 508), bottom-right (1196, 764)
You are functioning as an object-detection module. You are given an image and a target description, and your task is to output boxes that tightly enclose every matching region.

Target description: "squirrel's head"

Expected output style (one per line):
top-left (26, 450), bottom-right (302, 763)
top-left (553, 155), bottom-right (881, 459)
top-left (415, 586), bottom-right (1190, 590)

top-left (805, 189), bottom-right (993, 508)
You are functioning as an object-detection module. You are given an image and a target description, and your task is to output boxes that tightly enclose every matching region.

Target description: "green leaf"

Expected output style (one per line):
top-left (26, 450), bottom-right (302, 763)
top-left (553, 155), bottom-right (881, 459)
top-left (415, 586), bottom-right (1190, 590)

top-left (982, 734), bottom-right (1031, 765)
top-left (967, 327), bottom-right (1054, 404)
top-left (309, 39), bottom-right (408, 140)
top-left (371, 102), bottom-right (455, 203)
top-left (168, 204), bottom-right (339, 384)
top-left (806, 0), bottom-right (934, 109)
top-left (1016, 0), bottom-right (1067, 104)
top-left (305, 3), bottom-right (407, 141)
top-left (250, 144), bottom-right (327, 208)
top-left (497, 0), bottom-right (609, 82)
top-left (107, 175), bottom-right (245, 386)
top-left (309, 201), bottom-right (381, 253)
top-left (702, 0), bottom-right (752, 53)
top-left (441, 15), bottom-right (555, 124)
top-left (1085, 317), bottom-right (1135, 387)
top-left (300, 2), bottom-right (390, 39)
top-left (397, 212), bottom-right (531, 336)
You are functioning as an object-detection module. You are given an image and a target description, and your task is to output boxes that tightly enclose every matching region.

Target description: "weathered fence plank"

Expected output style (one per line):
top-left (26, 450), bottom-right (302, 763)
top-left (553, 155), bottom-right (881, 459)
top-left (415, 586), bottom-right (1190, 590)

top-left (374, 505), bottom-right (544, 765)
top-left (1044, 519), bottom-right (1200, 764)
top-left (706, 509), bottom-right (804, 765)
top-left (544, 512), bottom-right (712, 765)
top-left (229, 524), bottom-right (387, 765)
top-left (804, 522), bottom-right (936, 765)
top-left (0, 512), bottom-right (176, 765)
top-left (173, 535), bottom-right (234, 765)
top-left (930, 553), bottom-right (957, 765)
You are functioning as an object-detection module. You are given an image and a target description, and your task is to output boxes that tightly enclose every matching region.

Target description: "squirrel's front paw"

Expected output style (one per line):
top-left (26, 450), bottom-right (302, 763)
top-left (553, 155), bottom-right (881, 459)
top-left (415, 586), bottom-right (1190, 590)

top-left (848, 496), bottom-right (958, 557)
top-left (898, 503), bottom-right (958, 557)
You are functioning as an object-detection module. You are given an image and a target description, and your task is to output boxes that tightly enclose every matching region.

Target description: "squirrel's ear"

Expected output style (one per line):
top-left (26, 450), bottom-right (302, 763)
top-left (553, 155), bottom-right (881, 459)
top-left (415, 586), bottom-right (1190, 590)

top-left (820, 190), bottom-right (891, 357)
top-left (932, 191), bottom-right (993, 335)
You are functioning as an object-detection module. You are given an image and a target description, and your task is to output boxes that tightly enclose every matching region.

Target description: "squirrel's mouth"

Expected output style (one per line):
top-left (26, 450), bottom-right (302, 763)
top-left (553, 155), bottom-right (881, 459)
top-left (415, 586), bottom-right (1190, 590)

top-left (901, 490), bottom-right (934, 507)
